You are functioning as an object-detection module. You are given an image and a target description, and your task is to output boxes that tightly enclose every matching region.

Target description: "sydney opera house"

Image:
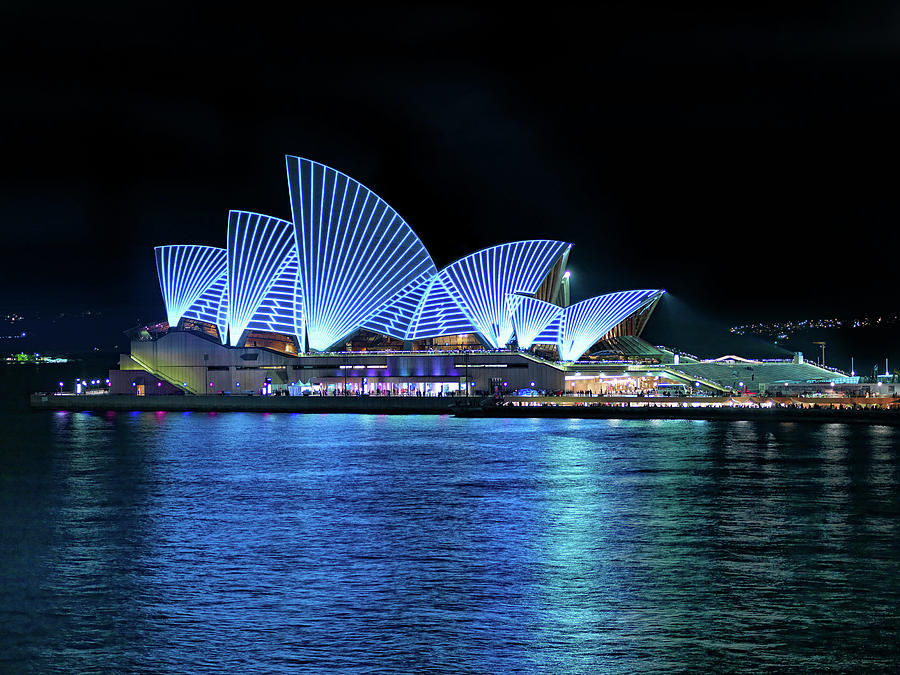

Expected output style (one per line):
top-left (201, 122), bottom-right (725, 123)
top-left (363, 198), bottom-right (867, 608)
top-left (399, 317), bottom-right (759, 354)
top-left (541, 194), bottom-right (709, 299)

top-left (112, 157), bottom-right (667, 396)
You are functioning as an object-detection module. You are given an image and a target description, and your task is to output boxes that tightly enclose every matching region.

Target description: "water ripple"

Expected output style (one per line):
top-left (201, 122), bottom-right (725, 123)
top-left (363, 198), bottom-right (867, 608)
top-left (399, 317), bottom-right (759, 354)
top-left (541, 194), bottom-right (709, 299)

top-left (0, 413), bottom-right (898, 672)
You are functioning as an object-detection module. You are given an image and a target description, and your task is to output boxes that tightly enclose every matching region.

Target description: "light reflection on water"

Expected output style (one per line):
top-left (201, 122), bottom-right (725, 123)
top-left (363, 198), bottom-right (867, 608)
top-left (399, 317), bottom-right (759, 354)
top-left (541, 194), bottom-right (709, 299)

top-left (0, 412), bottom-right (898, 672)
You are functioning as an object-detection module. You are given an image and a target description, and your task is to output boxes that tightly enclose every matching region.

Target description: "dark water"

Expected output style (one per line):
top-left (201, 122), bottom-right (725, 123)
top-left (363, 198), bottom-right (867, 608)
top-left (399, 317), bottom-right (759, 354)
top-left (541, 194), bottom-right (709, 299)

top-left (1, 407), bottom-right (898, 673)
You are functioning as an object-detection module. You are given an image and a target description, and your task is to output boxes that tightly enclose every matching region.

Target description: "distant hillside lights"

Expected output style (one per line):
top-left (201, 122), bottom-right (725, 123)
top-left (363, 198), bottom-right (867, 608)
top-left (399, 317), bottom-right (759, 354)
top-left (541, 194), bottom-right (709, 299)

top-left (154, 156), bottom-right (663, 362)
top-left (7, 352), bottom-right (67, 364)
top-left (732, 314), bottom-right (899, 337)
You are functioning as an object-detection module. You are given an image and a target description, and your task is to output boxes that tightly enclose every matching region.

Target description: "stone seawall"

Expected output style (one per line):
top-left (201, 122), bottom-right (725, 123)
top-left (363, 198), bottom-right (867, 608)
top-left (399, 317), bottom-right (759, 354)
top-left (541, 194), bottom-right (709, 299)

top-left (28, 394), bottom-right (900, 424)
top-left (29, 393), bottom-right (481, 415)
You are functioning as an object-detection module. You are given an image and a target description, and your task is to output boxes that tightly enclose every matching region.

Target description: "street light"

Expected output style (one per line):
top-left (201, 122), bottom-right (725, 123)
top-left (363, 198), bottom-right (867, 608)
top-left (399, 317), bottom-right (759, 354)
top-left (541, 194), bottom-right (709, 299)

top-left (813, 341), bottom-right (826, 367)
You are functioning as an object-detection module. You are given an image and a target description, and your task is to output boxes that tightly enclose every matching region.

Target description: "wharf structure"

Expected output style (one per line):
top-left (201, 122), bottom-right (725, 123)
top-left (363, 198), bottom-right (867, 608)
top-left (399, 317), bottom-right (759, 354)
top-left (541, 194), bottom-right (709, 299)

top-left (106, 156), bottom-right (862, 401)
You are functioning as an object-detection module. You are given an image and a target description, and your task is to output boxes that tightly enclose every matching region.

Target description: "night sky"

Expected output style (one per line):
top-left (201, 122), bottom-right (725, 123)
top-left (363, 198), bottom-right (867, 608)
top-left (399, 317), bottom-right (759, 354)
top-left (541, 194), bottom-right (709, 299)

top-left (3, 4), bottom-right (897, 338)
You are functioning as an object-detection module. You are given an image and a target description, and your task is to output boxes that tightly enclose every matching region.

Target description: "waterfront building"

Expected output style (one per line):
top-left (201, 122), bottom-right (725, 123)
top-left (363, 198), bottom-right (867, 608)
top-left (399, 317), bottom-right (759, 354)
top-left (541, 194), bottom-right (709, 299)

top-left (114, 157), bottom-right (849, 398)
top-left (122, 157), bottom-right (663, 395)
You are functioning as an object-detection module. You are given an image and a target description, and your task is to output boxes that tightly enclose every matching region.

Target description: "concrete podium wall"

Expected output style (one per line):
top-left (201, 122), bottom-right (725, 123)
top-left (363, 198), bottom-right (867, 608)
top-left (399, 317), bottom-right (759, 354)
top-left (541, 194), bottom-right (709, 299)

top-left (118, 330), bottom-right (565, 396)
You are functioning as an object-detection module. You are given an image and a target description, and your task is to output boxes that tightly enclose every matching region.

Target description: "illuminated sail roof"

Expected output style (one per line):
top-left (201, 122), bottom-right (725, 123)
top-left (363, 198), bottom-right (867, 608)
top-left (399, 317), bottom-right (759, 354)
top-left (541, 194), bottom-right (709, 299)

top-left (359, 273), bottom-right (435, 341)
top-left (286, 156), bottom-right (437, 351)
top-left (153, 157), bottom-right (663, 358)
top-left (556, 289), bottom-right (661, 361)
top-left (226, 211), bottom-right (299, 347)
top-left (155, 245), bottom-right (227, 331)
top-left (405, 275), bottom-right (474, 341)
top-left (244, 248), bottom-right (303, 343)
top-left (419, 241), bottom-right (571, 348)
top-left (182, 273), bottom-right (229, 343)
top-left (510, 289), bottom-right (664, 361)
top-left (508, 294), bottom-right (563, 350)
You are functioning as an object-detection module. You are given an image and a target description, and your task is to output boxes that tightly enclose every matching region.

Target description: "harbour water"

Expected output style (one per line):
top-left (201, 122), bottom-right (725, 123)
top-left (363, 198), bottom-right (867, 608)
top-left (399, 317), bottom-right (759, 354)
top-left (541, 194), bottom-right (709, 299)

top-left (1, 398), bottom-right (899, 671)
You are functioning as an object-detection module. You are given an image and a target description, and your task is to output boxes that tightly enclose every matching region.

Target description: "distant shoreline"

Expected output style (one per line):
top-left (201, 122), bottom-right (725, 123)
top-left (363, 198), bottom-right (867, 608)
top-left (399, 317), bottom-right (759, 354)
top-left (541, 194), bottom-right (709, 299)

top-left (28, 393), bottom-right (900, 425)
